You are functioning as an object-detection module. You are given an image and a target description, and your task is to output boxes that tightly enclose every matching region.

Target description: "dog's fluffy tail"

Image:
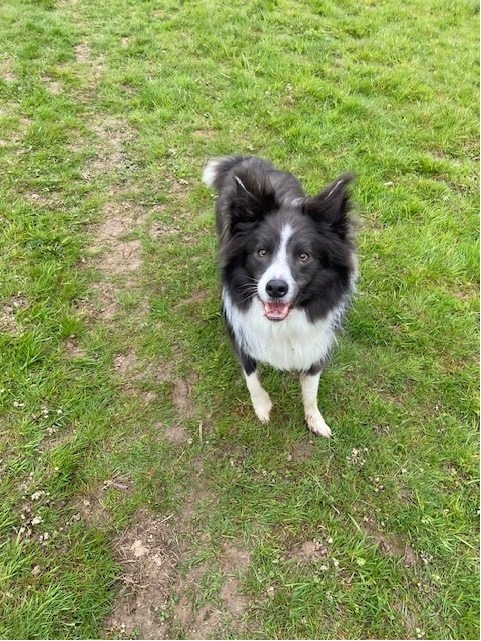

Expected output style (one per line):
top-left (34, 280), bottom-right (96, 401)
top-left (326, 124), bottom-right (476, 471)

top-left (202, 155), bottom-right (249, 192)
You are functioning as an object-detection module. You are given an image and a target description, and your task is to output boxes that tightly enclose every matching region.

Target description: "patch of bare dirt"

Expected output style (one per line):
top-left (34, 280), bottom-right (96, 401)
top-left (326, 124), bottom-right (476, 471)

top-left (111, 348), bottom-right (200, 426)
top-left (113, 349), bottom-right (141, 375)
top-left (65, 91), bottom-right (223, 641)
top-left (219, 541), bottom-right (251, 615)
top-left (163, 423), bottom-right (188, 445)
top-left (290, 538), bottom-right (327, 563)
top-left (80, 116), bottom-right (135, 182)
top-left (82, 283), bottom-right (121, 321)
top-left (288, 438), bottom-right (316, 462)
top-left (172, 372), bottom-right (198, 419)
top-left (84, 199), bottom-right (148, 320)
top-left (40, 73), bottom-right (63, 95)
top-left (92, 202), bottom-right (147, 278)
top-left (175, 290), bottom-right (211, 311)
top-left (64, 337), bottom-right (87, 359)
top-left (22, 190), bottom-right (64, 208)
top-left (171, 537), bottom-right (251, 639)
top-left (105, 508), bottom-right (184, 640)
top-left (0, 295), bottom-right (27, 335)
top-left (360, 519), bottom-right (418, 568)
top-left (105, 486), bottom-right (228, 640)
top-left (100, 240), bottom-right (142, 275)
top-left (170, 559), bottom-right (215, 638)
top-left (95, 213), bottom-right (132, 244)
top-left (149, 218), bottom-right (179, 238)
top-left (193, 128), bottom-right (216, 139)
top-left (72, 42), bottom-right (105, 99)
top-left (102, 201), bottom-right (149, 227)
top-left (169, 178), bottom-right (190, 195)
top-left (74, 43), bottom-right (93, 65)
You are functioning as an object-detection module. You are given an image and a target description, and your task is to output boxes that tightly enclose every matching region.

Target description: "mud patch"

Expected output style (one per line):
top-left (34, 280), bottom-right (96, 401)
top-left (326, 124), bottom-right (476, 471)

top-left (163, 423), bottom-right (188, 445)
top-left (101, 201), bottom-right (148, 228)
top-left (81, 116), bottom-right (135, 182)
top-left (171, 537), bottom-right (251, 639)
top-left (73, 42), bottom-right (105, 99)
top-left (149, 219), bottom-right (179, 238)
top-left (93, 202), bottom-right (146, 277)
top-left (172, 372), bottom-right (198, 418)
top-left (76, 486), bottom-right (111, 528)
top-left (176, 290), bottom-right (211, 311)
top-left (22, 190), bottom-right (64, 208)
top-left (105, 487), bottom-right (222, 640)
top-left (289, 538), bottom-right (330, 564)
top-left (113, 349), bottom-right (141, 375)
top-left (95, 214), bottom-right (132, 244)
top-left (219, 541), bottom-right (251, 615)
top-left (99, 239), bottom-right (142, 275)
top-left (193, 128), bottom-right (216, 139)
top-left (74, 42), bottom-right (95, 65)
top-left (64, 337), bottom-right (87, 359)
top-left (361, 519), bottom-right (418, 568)
top-left (289, 438), bottom-right (316, 462)
top-left (76, 477), bottom-right (131, 528)
top-left (170, 559), bottom-right (216, 639)
top-left (84, 282), bottom-right (121, 321)
top-left (0, 295), bottom-right (27, 335)
top-left (86, 200), bottom-right (148, 319)
top-left (105, 508), bottom-right (183, 640)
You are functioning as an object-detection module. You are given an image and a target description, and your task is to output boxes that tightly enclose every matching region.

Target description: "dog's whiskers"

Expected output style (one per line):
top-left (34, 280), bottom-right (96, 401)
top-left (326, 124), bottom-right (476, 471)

top-left (238, 282), bottom-right (258, 304)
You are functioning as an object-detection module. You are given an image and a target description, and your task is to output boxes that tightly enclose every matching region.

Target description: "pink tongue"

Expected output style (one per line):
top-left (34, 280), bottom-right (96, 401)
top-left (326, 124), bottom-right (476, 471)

top-left (265, 302), bottom-right (290, 321)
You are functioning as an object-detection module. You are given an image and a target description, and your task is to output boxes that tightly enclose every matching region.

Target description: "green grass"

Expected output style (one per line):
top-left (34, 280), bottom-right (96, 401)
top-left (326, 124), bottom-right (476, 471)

top-left (0, 0), bottom-right (479, 639)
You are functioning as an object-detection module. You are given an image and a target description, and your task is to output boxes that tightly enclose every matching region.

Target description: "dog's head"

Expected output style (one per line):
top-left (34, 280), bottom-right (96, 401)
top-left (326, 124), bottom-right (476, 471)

top-left (221, 168), bottom-right (356, 322)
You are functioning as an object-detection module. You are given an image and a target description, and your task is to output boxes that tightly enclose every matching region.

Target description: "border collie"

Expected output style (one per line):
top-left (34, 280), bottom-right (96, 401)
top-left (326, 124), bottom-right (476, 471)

top-left (203, 156), bottom-right (357, 437)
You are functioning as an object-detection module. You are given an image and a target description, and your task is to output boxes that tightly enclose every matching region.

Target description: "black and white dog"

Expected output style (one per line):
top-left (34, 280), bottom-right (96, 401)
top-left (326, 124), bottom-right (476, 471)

top-left (203, 156), bottom-right (357, 437)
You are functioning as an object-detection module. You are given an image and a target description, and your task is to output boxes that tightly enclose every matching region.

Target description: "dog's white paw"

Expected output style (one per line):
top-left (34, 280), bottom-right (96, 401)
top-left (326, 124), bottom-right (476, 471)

top-left (252, 391), bottom-right (273, 424)
top-left (306, 412), bottom-right (332, 438)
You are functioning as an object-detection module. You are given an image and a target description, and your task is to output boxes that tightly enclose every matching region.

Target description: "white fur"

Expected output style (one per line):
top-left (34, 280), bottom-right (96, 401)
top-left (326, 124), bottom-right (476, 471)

top-left (300, 372), bottom-right (332, 437)
top-left (257, 225), bottom-right (297, 304)
top-left (202, 158), bottom-right (223, 189)
top-left (244, 371), bottom-right (272, 423)
top-left (207, 156), bottom-right (357, 437)
top-left (223, 289), bottom-right (340, 372)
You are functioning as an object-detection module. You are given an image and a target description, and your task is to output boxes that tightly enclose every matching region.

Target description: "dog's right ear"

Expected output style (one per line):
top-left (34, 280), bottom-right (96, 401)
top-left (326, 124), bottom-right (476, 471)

top-left (230, 171), bottom-right (277, 230)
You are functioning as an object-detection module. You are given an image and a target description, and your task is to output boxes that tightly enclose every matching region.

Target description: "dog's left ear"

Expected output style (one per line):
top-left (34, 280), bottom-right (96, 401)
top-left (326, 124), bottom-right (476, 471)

top-left (303, 173), bottom-right (355, 237)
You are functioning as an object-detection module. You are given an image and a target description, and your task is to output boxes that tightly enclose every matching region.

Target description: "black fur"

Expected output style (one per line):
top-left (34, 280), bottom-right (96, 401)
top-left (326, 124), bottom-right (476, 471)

top-left (203, 155), bottom-right (357, 436)
top-left (208, 155), bottom-right (356, 324)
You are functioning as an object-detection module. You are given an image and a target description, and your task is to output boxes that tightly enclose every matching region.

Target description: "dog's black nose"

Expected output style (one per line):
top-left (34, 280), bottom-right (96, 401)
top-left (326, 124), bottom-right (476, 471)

top-left (266, 279), bottom-right (289, 298)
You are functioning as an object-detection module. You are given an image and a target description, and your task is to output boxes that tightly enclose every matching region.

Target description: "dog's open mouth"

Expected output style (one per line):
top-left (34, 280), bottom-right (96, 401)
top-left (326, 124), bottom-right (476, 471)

top-left (264, 301), bottom-right (291, 321)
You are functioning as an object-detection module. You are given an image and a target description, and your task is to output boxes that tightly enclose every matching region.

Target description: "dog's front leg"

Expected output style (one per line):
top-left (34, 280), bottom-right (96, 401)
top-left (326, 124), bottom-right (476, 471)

top-left (300, 371), bottom-right (332, 438)
top-left (241, 353), bottom-right (272, 423)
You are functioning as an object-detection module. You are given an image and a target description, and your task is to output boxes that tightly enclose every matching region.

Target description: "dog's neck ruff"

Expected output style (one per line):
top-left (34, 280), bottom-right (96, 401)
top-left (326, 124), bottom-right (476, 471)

top-left (223, 289), bottom-right (342, 372)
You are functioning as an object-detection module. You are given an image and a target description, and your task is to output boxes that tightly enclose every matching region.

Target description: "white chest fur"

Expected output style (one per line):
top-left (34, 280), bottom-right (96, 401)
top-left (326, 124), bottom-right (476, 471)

top-left (223, 290), bottom-right (341, 372)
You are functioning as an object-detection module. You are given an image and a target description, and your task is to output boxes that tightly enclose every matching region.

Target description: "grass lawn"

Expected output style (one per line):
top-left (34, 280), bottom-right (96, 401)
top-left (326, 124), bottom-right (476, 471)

top-left (0, 0), bottom-right (479, 639)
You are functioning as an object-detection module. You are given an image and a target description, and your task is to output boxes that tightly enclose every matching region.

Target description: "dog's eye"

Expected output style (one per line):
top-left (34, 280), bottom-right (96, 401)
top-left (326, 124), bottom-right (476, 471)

top-left (258, 248), bottom-right (268, 258)
top-left (299, 252), bottom-right (310, 262)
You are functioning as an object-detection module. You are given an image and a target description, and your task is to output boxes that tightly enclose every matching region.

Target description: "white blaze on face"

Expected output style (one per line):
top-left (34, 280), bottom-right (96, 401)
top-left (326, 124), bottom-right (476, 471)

top-left (257, 225), bottom-right (297, 322)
